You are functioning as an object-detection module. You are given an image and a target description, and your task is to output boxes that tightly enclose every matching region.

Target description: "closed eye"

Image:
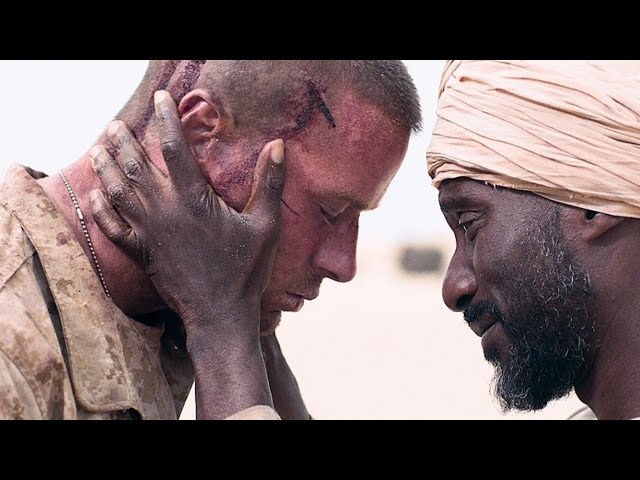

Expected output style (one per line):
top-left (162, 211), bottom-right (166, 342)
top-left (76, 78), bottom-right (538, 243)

top-left (458, 211), bottom-right (482, 241)
top-left (320, 205), bottom-right (339, 225)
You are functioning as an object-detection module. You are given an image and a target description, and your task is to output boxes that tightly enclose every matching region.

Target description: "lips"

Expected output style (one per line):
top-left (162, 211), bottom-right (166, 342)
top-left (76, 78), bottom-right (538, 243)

top-left (463, 301), bottom-right (505, 338)
top-left (299, 291), bottom-right (319, 301)
top-left (282, 289), bottom-right (320, 313)
top-left (287, 287), bottom-right (320, 301)
top-left (282, 293), bottom-right (303, 312)
top-left (466, 312), bottom-right (499, 338)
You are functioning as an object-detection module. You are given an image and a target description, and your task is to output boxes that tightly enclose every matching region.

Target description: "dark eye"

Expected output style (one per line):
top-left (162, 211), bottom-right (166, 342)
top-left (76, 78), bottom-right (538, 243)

top-left (458, 212), bottom-right (481, 241)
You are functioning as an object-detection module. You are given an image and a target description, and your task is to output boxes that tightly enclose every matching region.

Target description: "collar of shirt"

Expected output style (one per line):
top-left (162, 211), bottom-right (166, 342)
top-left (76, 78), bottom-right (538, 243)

top-left (0, 164), bottom-right (188, 418)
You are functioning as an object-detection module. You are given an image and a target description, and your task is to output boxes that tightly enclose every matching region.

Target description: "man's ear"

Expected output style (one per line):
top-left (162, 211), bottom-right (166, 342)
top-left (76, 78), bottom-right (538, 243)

top-left (178, 89), bottom-right (232, 159)
top-left (579, 209), bottom-right (625, 242)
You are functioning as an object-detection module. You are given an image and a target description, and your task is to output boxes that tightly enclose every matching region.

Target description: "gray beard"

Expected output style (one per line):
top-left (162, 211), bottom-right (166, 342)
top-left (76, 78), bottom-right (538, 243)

top-left (469, 208), bottom-right (596, 412)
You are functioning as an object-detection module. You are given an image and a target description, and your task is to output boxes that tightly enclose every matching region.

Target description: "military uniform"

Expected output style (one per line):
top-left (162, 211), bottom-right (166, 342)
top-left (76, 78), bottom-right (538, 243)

top-left (0, 165), bottom-right (278, 420)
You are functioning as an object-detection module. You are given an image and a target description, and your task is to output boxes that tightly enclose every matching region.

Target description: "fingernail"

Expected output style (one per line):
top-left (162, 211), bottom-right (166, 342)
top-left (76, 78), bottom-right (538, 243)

top-left (107, 121), bottom-right (120, 138)
top-left (270, 139), bottom-right (284, 165)
top-left (154, 90), bottom-right (169, 106)
top-left (89, 189), bottom-right (103, 205)
top-left (88, 145), bottom-right (102, 164)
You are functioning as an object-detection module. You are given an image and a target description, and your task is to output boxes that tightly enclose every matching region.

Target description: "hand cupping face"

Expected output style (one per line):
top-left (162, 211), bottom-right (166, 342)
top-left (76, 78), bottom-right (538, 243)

top-left (89, 90), bottom-right (286, 339)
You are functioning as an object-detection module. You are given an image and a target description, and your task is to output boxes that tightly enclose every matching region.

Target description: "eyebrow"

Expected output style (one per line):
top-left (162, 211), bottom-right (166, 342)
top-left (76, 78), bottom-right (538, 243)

top-left (438, 194), bottom-right (477, 214)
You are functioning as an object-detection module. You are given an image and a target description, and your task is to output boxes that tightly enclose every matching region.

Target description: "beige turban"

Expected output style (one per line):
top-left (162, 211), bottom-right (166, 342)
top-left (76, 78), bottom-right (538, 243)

top-left (427, 60), bottom-right (640, 218)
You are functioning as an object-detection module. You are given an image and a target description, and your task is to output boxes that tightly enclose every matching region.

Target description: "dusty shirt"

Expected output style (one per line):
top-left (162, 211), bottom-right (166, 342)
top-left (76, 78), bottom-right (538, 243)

top-left (0, 165), bottom-right (192, 419)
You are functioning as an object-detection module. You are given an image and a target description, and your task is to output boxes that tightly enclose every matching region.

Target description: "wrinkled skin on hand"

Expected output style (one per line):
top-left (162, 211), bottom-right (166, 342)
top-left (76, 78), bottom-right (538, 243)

top-left (89, 91), bottom-right (285, 337)
top-left (89, 90), bottom-right (309, 419)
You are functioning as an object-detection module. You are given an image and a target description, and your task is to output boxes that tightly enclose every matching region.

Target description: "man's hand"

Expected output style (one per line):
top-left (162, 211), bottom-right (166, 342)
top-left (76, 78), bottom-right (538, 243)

top-left (90, 91), bottom-right (284, 332)
top-left (89, 90), bottom-right (285, 419)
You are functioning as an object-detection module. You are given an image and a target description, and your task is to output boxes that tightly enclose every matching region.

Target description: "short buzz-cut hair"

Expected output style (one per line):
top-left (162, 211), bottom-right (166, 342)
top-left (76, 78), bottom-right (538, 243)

top-left (121, 60), bottom-right (422, 140)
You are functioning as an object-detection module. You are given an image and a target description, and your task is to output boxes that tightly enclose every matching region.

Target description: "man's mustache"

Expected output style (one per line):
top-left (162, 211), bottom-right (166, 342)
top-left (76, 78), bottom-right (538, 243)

top-left (464, 300), bottom-right (505, 326)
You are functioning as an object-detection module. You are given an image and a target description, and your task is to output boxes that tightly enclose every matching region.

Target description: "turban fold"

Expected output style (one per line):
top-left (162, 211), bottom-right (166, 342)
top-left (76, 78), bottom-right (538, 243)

top-left (427, 60), bottom-right (640, 218)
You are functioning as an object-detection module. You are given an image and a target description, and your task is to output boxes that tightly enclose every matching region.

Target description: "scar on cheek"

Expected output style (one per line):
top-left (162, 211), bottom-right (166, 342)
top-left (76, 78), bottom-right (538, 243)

top-left (281, 198), bottom-right (302, 217)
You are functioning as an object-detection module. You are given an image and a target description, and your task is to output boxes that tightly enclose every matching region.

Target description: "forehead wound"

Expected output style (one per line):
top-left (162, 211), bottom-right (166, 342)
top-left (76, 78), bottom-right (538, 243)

top-left (294, 81), bottom-right (336, 132)
top-left (272, 80), bottom-right (337, 140)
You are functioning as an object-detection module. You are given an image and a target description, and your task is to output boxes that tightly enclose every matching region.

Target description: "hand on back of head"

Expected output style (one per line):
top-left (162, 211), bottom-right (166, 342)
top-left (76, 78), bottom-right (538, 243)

top-left (89, 90), bottom-right (286, 339)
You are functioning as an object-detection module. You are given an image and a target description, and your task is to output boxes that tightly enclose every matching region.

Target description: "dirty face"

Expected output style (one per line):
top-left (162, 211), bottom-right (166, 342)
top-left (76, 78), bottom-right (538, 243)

top-left (259, 92), bottom-right (409, 331)
top-left (439, 178), bottom-right (597, 411)
top-left (203, 88), bottom-right (409, 333)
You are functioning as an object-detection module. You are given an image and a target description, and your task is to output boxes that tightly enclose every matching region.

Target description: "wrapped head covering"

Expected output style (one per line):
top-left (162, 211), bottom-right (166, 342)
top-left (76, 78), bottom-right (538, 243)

top-left (427, 60), bottom-right (640, 218)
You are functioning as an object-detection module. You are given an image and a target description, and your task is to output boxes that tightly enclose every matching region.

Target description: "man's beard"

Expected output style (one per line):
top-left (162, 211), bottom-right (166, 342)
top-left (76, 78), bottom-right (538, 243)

top-left (464, 208), bottom-right (596, 412)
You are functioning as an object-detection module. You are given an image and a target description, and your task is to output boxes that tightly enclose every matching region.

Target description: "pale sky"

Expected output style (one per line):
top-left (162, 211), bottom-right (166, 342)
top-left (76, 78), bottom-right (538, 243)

top-left (0, 60), bottom-right (450, 246)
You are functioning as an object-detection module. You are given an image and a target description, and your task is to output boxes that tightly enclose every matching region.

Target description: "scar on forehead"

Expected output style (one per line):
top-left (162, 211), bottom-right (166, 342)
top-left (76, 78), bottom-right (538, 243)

top-left (293, 81), bottom-right (337, 134)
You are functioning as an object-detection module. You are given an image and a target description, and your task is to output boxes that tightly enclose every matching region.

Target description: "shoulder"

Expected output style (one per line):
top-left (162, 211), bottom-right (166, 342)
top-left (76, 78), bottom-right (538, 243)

top-left (0, 224), bottom-right (75, 419)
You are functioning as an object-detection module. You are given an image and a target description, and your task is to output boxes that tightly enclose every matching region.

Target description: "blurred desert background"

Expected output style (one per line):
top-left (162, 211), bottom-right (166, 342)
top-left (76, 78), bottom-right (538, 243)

top-left (0, 60), bottom-right (585, 419)
top-left (183, 238), bottom-right (585, 420)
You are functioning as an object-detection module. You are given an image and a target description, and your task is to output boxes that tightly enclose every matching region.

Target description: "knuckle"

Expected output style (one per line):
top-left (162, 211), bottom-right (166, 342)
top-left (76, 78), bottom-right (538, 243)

top-left (160, 139), bottom-right (181, 159)
top-left (186, 188), bottom-right (209, 217)
top-left (267, 175), bottom-right (284, 193)
top-left (92, 209), bottom-right (108, 226)
top-left (123, 158), bottom-right (142, 180)
top-left (102, 221), bottom-right (126, 244)
top-left (112, 229), bottom-right (128, 245)
top-left (157, 109), bottom-right (171, 124)
top-left (107, 184), bottom-right (130, 205)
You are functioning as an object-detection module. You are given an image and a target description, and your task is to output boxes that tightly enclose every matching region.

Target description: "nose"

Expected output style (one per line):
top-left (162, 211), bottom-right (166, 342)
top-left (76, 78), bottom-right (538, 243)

top-left (442, 247), bottom-right (477, 312)
top-left (313, 218), bottom-right (359, 283)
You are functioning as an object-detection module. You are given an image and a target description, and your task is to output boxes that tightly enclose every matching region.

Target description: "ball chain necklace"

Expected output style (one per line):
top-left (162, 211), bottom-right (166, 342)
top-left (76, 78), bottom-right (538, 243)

top-left (59, 170), bottom-right (111, 298)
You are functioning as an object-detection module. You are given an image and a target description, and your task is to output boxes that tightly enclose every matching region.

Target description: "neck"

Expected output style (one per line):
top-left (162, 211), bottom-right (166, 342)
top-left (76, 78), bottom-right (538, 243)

top-left (574, 298), bottom-right (640, 419)
top-left (38, 139), bottom-right (164, 317)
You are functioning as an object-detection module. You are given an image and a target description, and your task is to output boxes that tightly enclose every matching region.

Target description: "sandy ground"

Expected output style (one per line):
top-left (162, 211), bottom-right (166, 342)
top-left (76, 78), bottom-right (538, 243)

top-left (179, 240), bottom-right (586, 420)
